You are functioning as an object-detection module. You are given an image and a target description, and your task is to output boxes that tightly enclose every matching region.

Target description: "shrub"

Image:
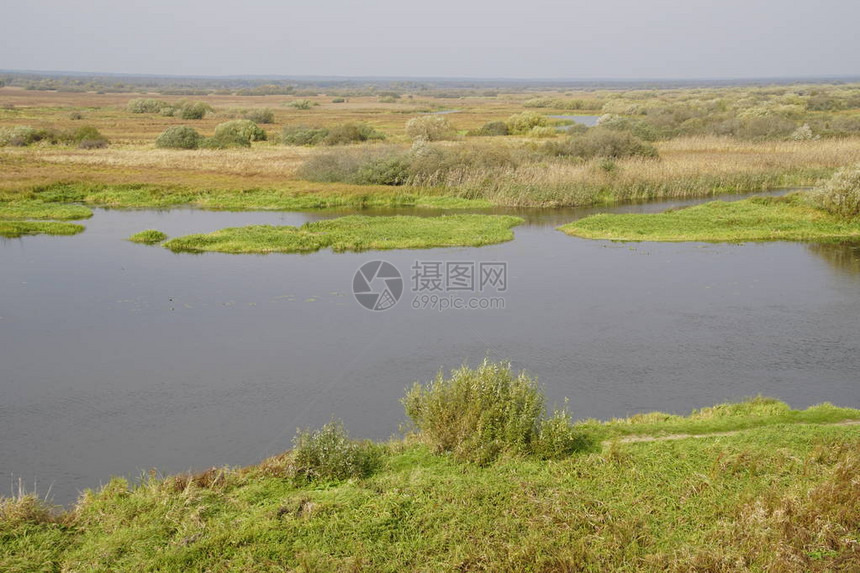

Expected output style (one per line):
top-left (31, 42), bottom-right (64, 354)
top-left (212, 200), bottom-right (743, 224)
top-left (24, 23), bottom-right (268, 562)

top-left (208, 119), bottom-right (267, 148)
top-left (287, 99), bottom-right (314, 110)
top-left (331, 97), bottom-right (346, 103)
top-left (528, 125), bottom-right (558, 138)
top-left (470, 121), bottom-right (509, 136)
top-left (506, 111), bottom-right (548, 135)
top-left (281, 125), bottom-right (330, 146)
top-left (545, 128), bottom-right (658, 159)
top-left (0, 125), bottom-right (40, 146)
top-left (77, 138), bottom-right (109, 149)
top-left (298, 146), bottom-right (405, 182)
top-left (156, 126), bottom-right (203, 149)
top-left (533, 408), bottom-right (594, 460)
top-left (323, 122), bottom-right (384, 145)
top-left (353, 155), bottom-right (411, 185)
top-left (63, 125), bottom-right (108, 148)
top-left (178, 101), bottom-right (211, 120)
top-left (405, 115), bottom-right (457, 141)
top-left (790, 123), bottom-right (817, 141)
top-left (288, 419), bottom-right (381, 483)
top-left (127, 98), bottom-right (168, 113)
top-left (402, 360), bottom-right (544, 465)
top-left (68, 111), bottom-right (83, 120)
top-left (812, 165), bottom-right (860, 220)
top-left (242, 108), bottom-right (275, 124)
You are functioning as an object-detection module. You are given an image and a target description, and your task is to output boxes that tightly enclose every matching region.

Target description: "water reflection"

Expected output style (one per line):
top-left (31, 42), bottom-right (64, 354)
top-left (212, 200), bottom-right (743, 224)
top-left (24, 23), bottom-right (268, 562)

top-left (807, 242), bottom-right (860, 275)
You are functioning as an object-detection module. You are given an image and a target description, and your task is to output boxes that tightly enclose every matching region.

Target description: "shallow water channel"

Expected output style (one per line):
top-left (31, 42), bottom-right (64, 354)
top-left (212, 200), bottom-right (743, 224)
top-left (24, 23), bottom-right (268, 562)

top-left (1, 191), bottom-right (858, 504)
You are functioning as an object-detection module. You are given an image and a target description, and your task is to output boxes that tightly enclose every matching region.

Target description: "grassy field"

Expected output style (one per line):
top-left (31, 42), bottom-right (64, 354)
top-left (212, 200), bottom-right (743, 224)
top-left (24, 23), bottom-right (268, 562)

top-left (3, 396), bottom-right (859, 572)
top-left (560, 194), bottom-right (860, 243)
top-left (160, 214), bottom-right (523, 254)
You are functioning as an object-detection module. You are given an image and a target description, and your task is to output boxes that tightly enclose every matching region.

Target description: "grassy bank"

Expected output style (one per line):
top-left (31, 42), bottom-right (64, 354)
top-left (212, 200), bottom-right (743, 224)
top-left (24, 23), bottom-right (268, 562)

top-left (161, 214), bottom-right (523, 254)
top-left (3, 388), bottom-right (859, 571)
top-left (560, 194), bottom-right (860, 242)
top-left (12, 182), bottom-right (490, 211)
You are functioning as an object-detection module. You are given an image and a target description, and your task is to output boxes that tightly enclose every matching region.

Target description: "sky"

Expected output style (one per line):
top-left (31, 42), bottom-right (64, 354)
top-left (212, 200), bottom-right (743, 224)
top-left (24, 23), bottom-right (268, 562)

top-left (2, 0), bottom-right (859, 80)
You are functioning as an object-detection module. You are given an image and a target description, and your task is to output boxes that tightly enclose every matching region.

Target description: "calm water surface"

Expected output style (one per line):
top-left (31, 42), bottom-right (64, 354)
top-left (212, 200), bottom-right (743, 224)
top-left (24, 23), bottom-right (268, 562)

top-left (1, 193), bottom-right (859, 504)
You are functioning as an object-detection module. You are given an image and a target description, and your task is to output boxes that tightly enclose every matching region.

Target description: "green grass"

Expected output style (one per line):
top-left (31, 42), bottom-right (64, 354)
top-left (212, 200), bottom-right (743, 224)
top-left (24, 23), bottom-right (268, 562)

top-left (163, 214), bottom-right (523, 254)
top-left (27, 182), bottom-right (491, 211)
top-left (578, 395), bottom-right (860, 441)
top-left (0, 221), bottom-right (85, 238)
top-left (560, 193), bottom-right (860, 242)
top-left (128, 229), bottom-right (168, 245)
top-left (2, 399), bottom-right (859, 572)
top-left (0, 200), bottom-right (92, 221)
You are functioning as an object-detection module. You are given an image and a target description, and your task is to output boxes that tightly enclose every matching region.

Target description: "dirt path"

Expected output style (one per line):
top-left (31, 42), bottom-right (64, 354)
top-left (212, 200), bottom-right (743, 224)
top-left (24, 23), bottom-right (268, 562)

top-left (603, 419), bottom-right (860, 446)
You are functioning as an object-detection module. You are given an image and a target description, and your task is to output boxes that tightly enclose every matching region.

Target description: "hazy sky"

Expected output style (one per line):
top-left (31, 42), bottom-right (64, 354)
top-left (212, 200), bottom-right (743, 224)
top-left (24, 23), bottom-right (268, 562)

top-left (3, 0), bottom-right (859, 79)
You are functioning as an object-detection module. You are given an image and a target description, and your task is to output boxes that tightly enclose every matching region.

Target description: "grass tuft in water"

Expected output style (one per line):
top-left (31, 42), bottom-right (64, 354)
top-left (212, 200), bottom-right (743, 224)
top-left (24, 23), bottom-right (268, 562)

top-left (127, 229), bottom-right (168, 245)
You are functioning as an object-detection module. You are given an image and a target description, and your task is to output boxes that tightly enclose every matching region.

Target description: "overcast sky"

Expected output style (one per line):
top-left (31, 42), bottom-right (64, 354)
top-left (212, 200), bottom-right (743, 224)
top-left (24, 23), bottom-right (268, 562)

top-left (2, 0), bottom-right (859, 79)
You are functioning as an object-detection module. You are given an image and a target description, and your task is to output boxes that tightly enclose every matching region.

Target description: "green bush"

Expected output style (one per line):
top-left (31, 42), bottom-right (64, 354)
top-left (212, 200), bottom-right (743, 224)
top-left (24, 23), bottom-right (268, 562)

top-left (242, 108), bottom-right (275, 124)
top-left (506, 111), bottom-right (548, 135)
top-left (0, 125), bottom-right (42, 146)
top-left (469, 121), bottom-right (509, 137)
top-left (298, 147), bottom-right (405, 183)
top-left (207, 119), bottom-right (267, 148)
top-left (63, 126), bottom-right (108, 148)
top-left (353, 155), bottom-right (411, 185)
top-left (178, 101), bottom-right (211, 120)
top-left (533, 408), bottom-right (594, 460)
top-left (323, 122), bottom-right (384, 145)
top-left (331, 97), bottom-right (346, 103)
top-left (812, 165), bottom-right (860, 219)
top-left (155, 126), bottom-right (203, 149)
top-left (405, 116), bottom-right (457, 141)
top-left (403, 360), bottom-right (544, 465)
top-left (545, 128), bottom-right (658, 159)
top-left (288, 419), bottom-right (381, 483)
top-left (281, 125), bottom-right (329, 146)
top-left (528, 125), bottom-right (558, 138)
top-left (127, 98), bottom-right (168, 114)
top-left (287, 99), bottom-right (315, 110)
top-left (0, 125), bottom-right (107, 148)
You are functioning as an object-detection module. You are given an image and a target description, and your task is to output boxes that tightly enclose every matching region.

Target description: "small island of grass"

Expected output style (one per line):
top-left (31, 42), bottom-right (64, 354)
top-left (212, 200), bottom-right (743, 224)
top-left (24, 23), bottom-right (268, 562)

top-left (561, 194), bottom-right (860, 243)
top-left (163, 214), bottom-right (523, 254)
top-left (0, 221), bottom-right (86, 238)
top-left (128, 229), bottom-right (168, 245)
top-left (561, 167), bottom-right (860, 243)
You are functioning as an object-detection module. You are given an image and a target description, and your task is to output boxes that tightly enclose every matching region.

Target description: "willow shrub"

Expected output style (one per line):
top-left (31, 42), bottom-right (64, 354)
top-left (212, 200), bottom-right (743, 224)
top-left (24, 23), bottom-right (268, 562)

top-left (403, 360), bottom-right (590, 465)
top-left (812, 165), bottom-right (860, 220)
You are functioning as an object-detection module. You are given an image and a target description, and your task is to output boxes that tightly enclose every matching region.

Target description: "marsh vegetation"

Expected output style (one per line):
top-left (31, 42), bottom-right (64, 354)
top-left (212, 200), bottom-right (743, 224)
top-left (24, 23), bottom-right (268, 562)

top-left (3, 81), bottom-right (860, 213)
